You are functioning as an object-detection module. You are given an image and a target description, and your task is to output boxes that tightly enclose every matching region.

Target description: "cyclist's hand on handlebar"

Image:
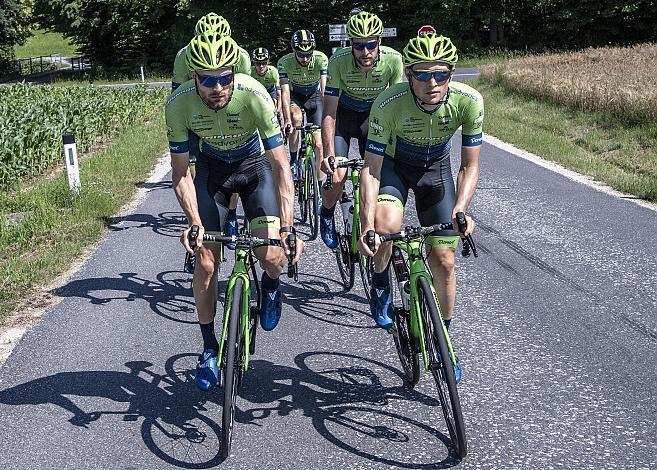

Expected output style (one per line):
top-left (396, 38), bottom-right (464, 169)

top-left (281, 230), bottom-right (304, 265)
top-left (182, 224), bottom-right (205, 254)
top-left (321, 156), bottom-right (336, 176)
top-left (358, 229), bottom-right (380, 257)
top-left (452, 211), bottom-right (474, 236)
top-left (283, 122), bottom-right (293, 136)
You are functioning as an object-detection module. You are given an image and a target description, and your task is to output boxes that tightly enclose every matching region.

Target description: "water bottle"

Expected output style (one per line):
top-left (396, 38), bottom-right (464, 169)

top-left (399, 280), bottom-right (411, 311)
top-left (340, 194), bottom-right (354, 234)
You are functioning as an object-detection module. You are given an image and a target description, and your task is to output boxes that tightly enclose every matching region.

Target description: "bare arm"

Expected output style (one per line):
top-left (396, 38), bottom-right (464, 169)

top-left (454, 145), bottom-right (481, 214)
top-left (359, 150), bottom-right (384, 234)
top-left (280, 83), bottom-right (291, 126)
top-left (319, 75), bottom-right (327, 96)
top-left (171, 151), bottom-right (202, 251)
top-left (321, 94), bottom-right (339, 159)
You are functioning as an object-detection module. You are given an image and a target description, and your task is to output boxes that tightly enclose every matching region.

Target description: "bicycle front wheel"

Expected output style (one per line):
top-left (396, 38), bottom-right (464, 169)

top-left (305, 156), bottom-right (319, 240)
top-left (358, 253), bottom-right (373, 304)
top-left (222, 277), bottom-right (244, 459)
top-left (333, 208), bottom-right (355, 291)
top-left (418, 276), bottom-right (467, 459)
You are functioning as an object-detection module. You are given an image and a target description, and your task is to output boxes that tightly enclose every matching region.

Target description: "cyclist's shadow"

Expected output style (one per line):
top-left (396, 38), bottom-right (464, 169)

top-left (0, 356), bottom-right (224, 468)
top-left (234, 352), bottom-right (459, 468)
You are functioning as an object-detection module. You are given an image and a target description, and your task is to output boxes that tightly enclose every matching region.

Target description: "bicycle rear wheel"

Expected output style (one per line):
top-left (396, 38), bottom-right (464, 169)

top-left (298, 157), bottom-right (308, 224)
top-left (418, 276), bottom-right (467, 459)
top-left (358, 253), bottom-right (373, 304)
top-left (222, 278), bottom-right (244, 459)
top-left (305, 155), bottom-right (319, 240)
top-left (333, 208), bottom-right (355, 291)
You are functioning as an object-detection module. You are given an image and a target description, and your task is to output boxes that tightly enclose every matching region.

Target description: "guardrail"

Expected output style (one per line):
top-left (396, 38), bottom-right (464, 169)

top-left (13, 55), bottom-right (92, 77)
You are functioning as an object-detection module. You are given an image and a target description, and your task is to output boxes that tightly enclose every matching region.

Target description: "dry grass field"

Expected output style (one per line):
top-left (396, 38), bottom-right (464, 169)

top-left (481, 43), bottom-right (657, 122)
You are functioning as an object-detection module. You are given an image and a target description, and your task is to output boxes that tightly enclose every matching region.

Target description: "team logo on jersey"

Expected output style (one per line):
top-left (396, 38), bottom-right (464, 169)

top-left (227, 117), bottom-right (240, 123)
top-left (167, 126), bottom-right (173, 137)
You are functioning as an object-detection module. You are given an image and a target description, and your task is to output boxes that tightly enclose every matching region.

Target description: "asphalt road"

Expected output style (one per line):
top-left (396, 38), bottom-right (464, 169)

top-left (1, 133), bottom-right (655, 469)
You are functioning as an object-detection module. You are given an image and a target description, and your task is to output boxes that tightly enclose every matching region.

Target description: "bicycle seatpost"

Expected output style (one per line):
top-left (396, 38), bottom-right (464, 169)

top-left (323, 156), bottom-right (336, 190)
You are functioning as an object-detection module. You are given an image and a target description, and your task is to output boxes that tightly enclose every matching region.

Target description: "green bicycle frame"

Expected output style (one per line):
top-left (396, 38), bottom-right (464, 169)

top-left (395, 239), bottom-right (458, 370)
top-left (303, 131), bottom-right (318, 203)
top-left (218, 247), bottom-right (253, 371)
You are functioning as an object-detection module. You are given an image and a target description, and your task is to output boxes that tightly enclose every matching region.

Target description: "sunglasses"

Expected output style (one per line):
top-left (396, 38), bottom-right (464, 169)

top-left (254, 61), bottom-right (268, 67)
top-left (352, 40), bottom-right (379, 51)
top-left (196, 72), bottom-right (234, 88)
top-left (295, 51), bottom-right (313, 58)
top-left (411, 69), bottom-right (451, 82)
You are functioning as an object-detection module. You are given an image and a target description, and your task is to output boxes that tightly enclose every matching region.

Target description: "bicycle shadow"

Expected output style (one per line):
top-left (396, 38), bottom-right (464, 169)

top-left (53, 270), bottom-right (197, 324)
top-left (233, 351), bottom-right (459, 468)
top-left (103, 210), bottom-right (186, 237)
top-left (0, 355), bottom-right (223, 468)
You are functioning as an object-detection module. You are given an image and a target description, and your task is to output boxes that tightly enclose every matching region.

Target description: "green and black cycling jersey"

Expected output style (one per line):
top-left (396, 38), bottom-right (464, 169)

top-left (165, 74), bottom-right (283, 163)
top-left (277, 51), bottom-right (328, 96)
top-left (171, 45), bottom-right (251, 91)
top-left (366, 81), bottom-right (484, 166)
top-left (325, 46), bottom-right (403, 113)
top-left (251, 65), bottom-right (281, 95)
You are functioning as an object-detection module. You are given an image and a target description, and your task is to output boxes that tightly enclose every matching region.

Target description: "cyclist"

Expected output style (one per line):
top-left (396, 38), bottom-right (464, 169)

top-left (358, 32), bottom-right (483, 381)
top-left (166, 33), bottom-right (303, 391)
top-left (171, 12), bottom-right (247, 254)
top-left (277, 30), bottom-right (328, 181)
top-left (171, 13), bottom-right (251, 90)
top-left (251, 47), bottom-right (282, 120)
top-left (318, 10), bottom-right (403, 249)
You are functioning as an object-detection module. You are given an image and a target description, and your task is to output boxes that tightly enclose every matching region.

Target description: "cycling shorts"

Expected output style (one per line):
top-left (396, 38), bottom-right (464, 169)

top-left (377, 155), bottom-right (459, 247)
top-left (194, 152), bottom-right (280, 232)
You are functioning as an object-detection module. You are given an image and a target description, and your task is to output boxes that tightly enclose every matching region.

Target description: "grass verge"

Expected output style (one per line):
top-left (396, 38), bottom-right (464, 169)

top-left (0, 113), bottom-right (168, 325)
top-left (14, 29), bottom-right (78, 58)
top-left (476, 78), bottom-right (657, 201)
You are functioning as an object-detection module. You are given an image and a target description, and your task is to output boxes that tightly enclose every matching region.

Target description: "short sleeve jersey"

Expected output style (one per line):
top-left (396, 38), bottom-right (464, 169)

top-left (251, 65), bottom-right (281, 94)
top-left (325, 46), bottom-right (403, 113)
top-left (277, 51), bottom-right (328, 96)
top-left (171, 45), bottom-right (252, 90)
top-left (166, 74), bottom-right (283, 163)
top-left (366, 81), bottom-right (484, 165)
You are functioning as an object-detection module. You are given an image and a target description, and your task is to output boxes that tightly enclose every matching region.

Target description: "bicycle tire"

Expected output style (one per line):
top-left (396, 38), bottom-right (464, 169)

top-left (221, 277), bottom-right (244, 459)
top-left (418, 276), bottom-right (467, 459)
top-left (333, 208), bottom-right (355, 291)
top-left (358, 253), bottom-right (373, 304)
top-left (389, 269), bottom-right (420, 386)
top-left (298, 159), bottom-right (308, 224)
top-left (306, 155), bottom-right (319, 240)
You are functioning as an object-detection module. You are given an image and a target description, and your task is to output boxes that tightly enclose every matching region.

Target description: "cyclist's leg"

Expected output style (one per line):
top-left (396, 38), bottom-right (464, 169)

top-left (415, 157), bottom-right (460, 326)
top-left (305, 90), bottom-right (324, 180)
top-left (370, 157), bottom-right (407, 328)
top-left (193, 155), bottom-right (233, 389)
top-left (288, 94), bottom-right (305, 178)
top-left (321, 105), bottom-right (355, 211)
top-left (236, 155), bottom-right (286, 331)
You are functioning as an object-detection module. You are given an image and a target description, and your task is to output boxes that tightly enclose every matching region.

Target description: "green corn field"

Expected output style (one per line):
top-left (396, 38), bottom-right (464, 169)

top-left (0, 84), bottom-right (167, 190)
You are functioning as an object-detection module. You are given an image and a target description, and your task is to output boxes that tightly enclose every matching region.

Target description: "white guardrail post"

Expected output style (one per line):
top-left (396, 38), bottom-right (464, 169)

top-left (62, 133), bottom-right (81, 193)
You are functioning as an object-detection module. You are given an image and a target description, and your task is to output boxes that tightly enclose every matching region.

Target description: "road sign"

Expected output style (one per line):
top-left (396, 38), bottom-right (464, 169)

top-left (329, 24), bottom-right (397, 42)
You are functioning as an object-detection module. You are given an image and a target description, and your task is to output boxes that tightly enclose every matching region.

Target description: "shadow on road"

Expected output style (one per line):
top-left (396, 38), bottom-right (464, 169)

top-left (103, 210), bottom-right (185, 236)
top-left (0, 351), bottom-right (459, 467)
top-left (53, 271), bottom-right (197, 324)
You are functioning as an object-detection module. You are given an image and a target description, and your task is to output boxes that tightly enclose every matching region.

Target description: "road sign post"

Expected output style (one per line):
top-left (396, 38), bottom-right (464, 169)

top-left (62, 134), bottom-right (81, 193)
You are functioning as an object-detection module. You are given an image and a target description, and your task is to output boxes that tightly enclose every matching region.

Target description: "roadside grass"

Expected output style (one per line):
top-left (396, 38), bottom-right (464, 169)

top-left (0, 113), bottom-right (168, 325)
top-left (14, 29), bottom-right (78, 58)
top-left (476, 78), bottom-right (657, 201)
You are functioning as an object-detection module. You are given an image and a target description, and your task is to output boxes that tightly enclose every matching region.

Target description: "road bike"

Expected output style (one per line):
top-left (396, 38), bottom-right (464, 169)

top-left (189, 226), bottom-right (297, 458)
top-left (291, 121), bottom-right (320, 240)
top-left (366, 213), bottom-right (478, 459)
top-left (324, 156), bottom-right (372, 302)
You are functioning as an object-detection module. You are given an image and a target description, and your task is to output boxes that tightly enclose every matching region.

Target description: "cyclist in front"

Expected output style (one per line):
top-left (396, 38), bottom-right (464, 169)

top-left (358, 32), bottom-right (484, 379)
top-left (318, 10), bottom-right (403, 249)
top-left (277, 30), bottom-right (328, 181)
top-left (166, 33), bottom-right (303, 391)
top-left (251, 47), bottom-right (282, 121)
top-left (171, 13), bottom-right (248, 253)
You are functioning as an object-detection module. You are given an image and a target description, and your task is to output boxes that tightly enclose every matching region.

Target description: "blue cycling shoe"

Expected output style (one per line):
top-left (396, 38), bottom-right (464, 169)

top-left (260, 289), bottom-right (282, 331)
top-left (369, 285), bottom-right (393, 329)
top-left (225, 213), bottom-right (238, 251)
top-left (439, 354), bottom-right (462, 384)
top-left (291, 164), bottom-right (299, 182)
top-left (195, 348), bottom-right (219, 391)
top-left (319, 211), bottom-right (338, 249)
